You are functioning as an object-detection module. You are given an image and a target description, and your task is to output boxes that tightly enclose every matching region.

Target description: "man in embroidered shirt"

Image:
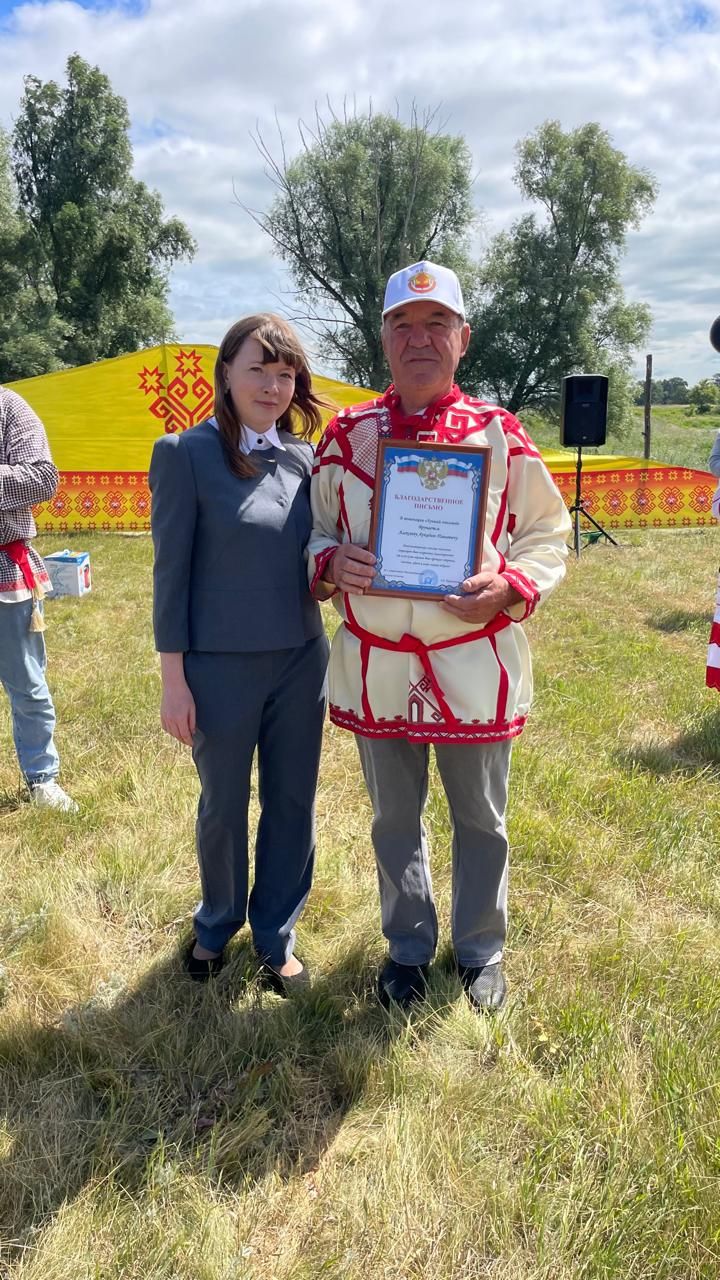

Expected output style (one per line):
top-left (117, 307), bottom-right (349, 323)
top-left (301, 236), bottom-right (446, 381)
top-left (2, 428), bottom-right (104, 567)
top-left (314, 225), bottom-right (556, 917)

top-left (0, 387), bottom-right (77, 811)
top-left (308, 261), bottom-right (570, 1011)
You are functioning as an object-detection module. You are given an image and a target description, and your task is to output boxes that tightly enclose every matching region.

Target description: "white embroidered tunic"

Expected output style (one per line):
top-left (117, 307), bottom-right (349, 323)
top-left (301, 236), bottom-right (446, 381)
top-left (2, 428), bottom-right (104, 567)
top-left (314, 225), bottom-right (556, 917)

top-left (308, 384), bottom-right (571, 744)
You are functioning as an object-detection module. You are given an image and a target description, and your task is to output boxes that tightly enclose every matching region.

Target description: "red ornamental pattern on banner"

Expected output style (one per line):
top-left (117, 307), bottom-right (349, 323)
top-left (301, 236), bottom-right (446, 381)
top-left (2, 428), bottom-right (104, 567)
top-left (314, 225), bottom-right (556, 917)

top-left (30, 351), bottom-right (719, 534)
top-left (37, 472), bottom-right (152, 532)
top-left (33, 350), bottom-right (215, 530)
top-left (551, 466), bottom-right (716, 531)
top-left (138, 348), bottom-right (214, 434)
top-left (34, 463), bottom-right (718, 534)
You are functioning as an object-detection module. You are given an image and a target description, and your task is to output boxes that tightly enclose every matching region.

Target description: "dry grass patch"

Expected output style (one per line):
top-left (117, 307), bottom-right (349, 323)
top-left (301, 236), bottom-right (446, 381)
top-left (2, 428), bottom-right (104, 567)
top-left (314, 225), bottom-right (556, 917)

top-left (1, 529), bottom-right (720, 1278)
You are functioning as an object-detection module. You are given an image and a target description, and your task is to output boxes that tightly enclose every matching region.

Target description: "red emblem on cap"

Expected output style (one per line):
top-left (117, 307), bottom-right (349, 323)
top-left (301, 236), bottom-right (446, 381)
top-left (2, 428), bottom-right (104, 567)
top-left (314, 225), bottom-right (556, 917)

top-left (407, 270), bottom-right (436, 295)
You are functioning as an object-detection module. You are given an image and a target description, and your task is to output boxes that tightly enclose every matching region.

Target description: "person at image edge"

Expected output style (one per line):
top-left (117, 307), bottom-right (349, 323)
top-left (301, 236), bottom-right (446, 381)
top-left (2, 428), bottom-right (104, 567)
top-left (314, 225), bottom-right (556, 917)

top-left (0, 387), bottom-right (77, 812)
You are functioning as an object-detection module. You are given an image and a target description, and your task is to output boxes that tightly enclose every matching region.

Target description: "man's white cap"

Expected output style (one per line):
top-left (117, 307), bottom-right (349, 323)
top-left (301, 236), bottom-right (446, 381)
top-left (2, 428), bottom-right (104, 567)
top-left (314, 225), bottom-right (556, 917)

top-left (382, 260), bottom-right (465, 320)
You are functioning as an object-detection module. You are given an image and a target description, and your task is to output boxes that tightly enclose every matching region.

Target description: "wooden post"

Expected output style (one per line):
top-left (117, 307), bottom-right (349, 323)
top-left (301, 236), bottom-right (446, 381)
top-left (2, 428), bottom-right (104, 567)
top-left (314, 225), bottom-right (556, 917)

top-left (643, 354), bottom-right (652, 460)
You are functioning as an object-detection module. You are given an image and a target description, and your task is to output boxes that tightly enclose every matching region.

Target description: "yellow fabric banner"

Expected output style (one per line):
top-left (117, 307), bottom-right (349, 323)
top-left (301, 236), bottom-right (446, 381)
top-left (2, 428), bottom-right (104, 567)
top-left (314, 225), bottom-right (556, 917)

top-left (543, 449), bottom-right (717, 532)
top-left (7, 345), bottom-right (716, 533)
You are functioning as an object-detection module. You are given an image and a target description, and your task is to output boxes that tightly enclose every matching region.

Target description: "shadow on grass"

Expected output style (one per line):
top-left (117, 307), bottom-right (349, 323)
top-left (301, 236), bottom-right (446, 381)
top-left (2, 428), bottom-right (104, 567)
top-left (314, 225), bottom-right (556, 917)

top-left (616, 706), bottom-right (720, 776)
top-left (646, 607), bottom-right (711, 637)
top-left (0, 938), bottom-right (454, 1257)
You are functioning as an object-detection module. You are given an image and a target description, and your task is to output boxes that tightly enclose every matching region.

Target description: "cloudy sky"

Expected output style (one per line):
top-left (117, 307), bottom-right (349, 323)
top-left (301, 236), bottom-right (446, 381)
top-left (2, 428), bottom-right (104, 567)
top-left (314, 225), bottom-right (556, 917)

top-left (0, 0), bottom-right (718, 385)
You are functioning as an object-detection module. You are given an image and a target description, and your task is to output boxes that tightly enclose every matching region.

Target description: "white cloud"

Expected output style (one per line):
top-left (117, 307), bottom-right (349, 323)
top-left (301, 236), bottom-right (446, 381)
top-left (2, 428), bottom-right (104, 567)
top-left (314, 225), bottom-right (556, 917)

top-left (0, 0), bottom-right (718, 383)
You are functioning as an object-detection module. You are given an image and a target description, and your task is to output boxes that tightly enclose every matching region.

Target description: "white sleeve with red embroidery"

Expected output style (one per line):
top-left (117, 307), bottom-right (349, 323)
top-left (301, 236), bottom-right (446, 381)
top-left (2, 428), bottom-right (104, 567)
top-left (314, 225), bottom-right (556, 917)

top-left (308, 422), bottom-right (345, 600)
top-left (500, 427), bottom-right (572, 623)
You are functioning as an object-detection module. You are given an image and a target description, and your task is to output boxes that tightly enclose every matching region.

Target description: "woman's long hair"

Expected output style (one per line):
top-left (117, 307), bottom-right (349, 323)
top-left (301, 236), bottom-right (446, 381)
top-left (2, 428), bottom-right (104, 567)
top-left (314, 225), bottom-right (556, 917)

top-left (213, 314), bottom-right (332, 479)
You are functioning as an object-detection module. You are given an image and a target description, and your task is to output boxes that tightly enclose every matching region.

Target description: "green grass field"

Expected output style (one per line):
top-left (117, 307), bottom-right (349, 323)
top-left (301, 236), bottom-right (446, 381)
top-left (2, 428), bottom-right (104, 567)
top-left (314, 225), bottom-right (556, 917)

top-left (1, 529), bottom-right (720, 1279)
top-left (526, 406), bottom-right (719, 471)
top-left (628, 407), bottom-right (720, 469)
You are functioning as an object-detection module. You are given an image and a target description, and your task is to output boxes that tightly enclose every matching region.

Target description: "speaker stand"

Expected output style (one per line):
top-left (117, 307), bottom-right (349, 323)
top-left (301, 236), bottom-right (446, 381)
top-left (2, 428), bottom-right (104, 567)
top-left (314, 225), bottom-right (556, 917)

top-left (568, 446), bottom-right (619, 558)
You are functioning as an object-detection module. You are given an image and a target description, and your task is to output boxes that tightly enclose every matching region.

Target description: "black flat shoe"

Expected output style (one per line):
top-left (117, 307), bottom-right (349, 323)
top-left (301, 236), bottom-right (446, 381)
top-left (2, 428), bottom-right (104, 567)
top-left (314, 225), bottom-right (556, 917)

top-left (458, 961), bottom-right (507, 1011)
top-left (258, 960), bottom-right (311, 996)
top-left (377, 958), bottom-right (429, 1010)
top-left (184, 938), bottom-right (224, 983)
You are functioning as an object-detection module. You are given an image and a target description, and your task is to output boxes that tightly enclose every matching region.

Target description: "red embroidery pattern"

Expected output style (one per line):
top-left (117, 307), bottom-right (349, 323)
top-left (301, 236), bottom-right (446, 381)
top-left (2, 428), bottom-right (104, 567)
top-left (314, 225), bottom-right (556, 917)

top-left (330, 704), bottom-right (528, 744)
top-left (103, 490), bottom-right (126, 518)
top-left (659, 487), bottom-right (682, 514)
top-left (138, 348), bottom-right (213, 435)
top-left (47, 491), bottom-right (72, 519)
top-left (75, 490), bottom-right (99, 517)
top-left (346, 414), bottom-right (383, 482)
top-left (408, 675), bottom-right (445, 725)
top-left (604, 489), bottom-right (627, 516)
top-left (309, 545), bottom-right (339, 599)
top-left (31, 366), bottom-right (719, 537)
top-left (631, 489), bottom-right (655, 515)
top-left (552, 467), bottom-right (715, 528)
top-left (34, 472), bottom-right (151, 531)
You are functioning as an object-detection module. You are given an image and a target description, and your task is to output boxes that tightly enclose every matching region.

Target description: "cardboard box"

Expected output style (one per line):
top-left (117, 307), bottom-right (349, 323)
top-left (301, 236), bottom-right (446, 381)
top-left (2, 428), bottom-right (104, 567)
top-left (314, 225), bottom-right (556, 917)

top-left (43, 550), bottom-right (92, 597)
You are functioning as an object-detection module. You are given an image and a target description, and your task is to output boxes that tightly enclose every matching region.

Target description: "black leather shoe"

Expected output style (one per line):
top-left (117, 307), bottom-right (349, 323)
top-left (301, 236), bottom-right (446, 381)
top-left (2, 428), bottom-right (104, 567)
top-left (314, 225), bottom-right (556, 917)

top-left (258, 960), bottom-right (311, 997)
top-left (377, 958), bottom-right (429, 1010)
top-left (458, 962), bottom-right (507, 1011)
top-left (184, 938), bottom-right (224, 983)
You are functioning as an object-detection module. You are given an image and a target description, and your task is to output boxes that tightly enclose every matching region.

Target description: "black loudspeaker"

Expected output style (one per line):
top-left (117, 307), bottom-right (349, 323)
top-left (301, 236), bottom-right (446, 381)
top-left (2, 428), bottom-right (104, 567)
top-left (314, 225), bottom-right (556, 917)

top-left (710, 316), bottom-right (720, 352)
top-left (560, 374), bottom-right (609, 447)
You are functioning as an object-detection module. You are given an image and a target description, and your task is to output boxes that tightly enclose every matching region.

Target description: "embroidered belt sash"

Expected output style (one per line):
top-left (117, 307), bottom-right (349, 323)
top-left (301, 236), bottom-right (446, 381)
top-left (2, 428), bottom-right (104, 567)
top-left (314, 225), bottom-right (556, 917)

top-left (343, 596), bottom-right (511, 728)
top-left (1, 539), bottom-right (46, 630)
top-left (1, 539), bottom-right (38, 590)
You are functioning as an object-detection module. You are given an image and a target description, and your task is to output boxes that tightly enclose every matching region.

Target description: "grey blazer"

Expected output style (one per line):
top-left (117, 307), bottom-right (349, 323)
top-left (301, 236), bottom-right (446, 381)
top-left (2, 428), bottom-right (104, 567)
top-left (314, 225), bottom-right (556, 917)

top-left (149, 420), bottom-right (324, 653)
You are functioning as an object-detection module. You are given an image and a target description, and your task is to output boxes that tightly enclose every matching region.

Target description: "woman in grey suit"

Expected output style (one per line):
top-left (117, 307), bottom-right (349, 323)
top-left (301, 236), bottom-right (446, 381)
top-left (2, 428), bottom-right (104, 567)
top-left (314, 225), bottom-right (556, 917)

top-left (149, 315), bottom-right (330, 988)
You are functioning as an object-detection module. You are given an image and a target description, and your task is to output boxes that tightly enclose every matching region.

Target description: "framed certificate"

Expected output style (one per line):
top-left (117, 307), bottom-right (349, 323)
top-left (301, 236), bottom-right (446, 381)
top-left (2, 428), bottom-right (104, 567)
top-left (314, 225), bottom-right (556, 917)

top-left (367, 438), bottom-right (491, 600)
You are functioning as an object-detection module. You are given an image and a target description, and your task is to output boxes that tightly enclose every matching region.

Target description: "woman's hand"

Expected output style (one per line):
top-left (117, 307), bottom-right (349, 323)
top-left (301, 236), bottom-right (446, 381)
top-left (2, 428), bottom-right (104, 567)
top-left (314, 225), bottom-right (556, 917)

top-left (159, 653), bottom-right (196, 746)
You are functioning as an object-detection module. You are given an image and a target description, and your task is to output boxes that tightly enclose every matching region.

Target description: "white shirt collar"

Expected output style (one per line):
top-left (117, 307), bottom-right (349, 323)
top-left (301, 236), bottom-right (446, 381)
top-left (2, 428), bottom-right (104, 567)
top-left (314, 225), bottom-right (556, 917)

top-left (208, 417), bottom-right (286, 454)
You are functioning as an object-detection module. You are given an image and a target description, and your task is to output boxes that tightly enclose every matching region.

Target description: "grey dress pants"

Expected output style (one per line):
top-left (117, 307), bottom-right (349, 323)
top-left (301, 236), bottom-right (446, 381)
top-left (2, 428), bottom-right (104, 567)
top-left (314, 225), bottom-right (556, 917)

top-left (185, 634), bottom-right (328, 964)
top-left (357, 736), bottom-right (512, 968)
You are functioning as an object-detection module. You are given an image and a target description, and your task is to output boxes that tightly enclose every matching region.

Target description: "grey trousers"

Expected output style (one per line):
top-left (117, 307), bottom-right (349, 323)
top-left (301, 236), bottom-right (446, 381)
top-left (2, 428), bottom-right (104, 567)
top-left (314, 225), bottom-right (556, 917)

top-left (357, 736), bottom-right (512, 968)
top-left (185, 635), bottom-right (328, 964)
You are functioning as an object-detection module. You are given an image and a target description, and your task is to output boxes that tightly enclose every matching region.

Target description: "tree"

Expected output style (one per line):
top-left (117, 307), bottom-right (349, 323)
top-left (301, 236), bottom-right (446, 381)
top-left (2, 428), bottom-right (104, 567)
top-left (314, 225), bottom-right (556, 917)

top-left (659, 377), bottom-right (690, 403)
top-left (0, 129), bottom-right (65, 381)
top-left (633, 377), bottom-right (689, 406)
top-left (11, 54), bottom-right (195, 370)
top-left (689, 379), bottom-right (720, 414)
top-left (247, 105), bottom-right (476, 389)
top-left (462, 121), bottom-right (656, 432)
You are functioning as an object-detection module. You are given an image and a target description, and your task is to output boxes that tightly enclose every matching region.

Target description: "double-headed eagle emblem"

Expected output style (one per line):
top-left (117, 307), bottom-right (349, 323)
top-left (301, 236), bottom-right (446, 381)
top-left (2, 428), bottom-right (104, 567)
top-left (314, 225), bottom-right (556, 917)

top-left (417, 458), bottom-right (448, 490)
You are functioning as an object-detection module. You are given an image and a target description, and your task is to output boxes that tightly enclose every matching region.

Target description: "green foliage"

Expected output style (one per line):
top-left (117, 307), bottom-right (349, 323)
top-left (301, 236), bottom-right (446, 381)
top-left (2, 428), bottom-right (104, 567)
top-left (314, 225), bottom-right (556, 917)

top-left (256, 114), bottom-right (656, 417)
top-left (2, 54), bottom-right (195, 378)
top-left (252, 106), bottom-right (476, 388)
top-left (634, 378), bottom-right (691, 407)
top-left (656, 377), bottom-right (689, 406)
top-left (523, 399), bottom-right (719, 468)
top-left (0, 130), bottom-right (66, 382)
top-left (463, 121), bottom-right (656, 420)
top-left (688, 379), bottom-right (720, 414)
top-left (590, 352), bottom-right (637, 438)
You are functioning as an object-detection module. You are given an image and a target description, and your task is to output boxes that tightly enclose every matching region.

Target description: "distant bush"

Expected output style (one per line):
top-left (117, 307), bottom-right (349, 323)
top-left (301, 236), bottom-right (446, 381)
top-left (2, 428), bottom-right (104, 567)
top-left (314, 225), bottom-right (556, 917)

top-left (689, 379), bottom-right (720, 414)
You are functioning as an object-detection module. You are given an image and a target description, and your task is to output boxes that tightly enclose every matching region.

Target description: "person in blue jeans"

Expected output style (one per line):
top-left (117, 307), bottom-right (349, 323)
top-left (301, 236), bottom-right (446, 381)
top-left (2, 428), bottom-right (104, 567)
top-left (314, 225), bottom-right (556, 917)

top-left (0, 387), bottom-right (77, 811)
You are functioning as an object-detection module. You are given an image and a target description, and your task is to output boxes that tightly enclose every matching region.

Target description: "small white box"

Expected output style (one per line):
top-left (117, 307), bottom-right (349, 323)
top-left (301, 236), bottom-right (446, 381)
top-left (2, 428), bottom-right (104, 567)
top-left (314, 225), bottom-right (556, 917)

top-left (43, 550), bottom-right (92, 597)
